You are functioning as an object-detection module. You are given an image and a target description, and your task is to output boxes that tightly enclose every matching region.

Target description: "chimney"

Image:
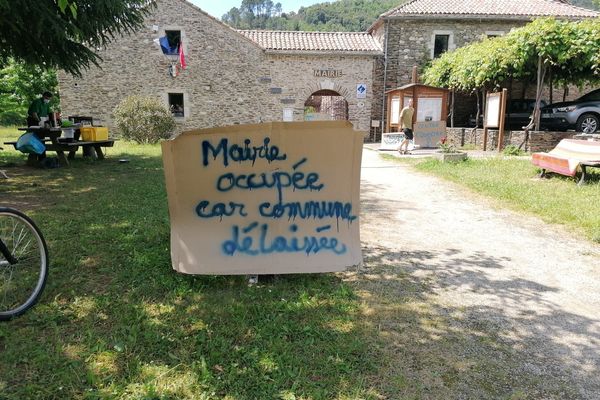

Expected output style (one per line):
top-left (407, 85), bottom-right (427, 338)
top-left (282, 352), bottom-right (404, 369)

top-left (412, 66), bottom-right (418, 84)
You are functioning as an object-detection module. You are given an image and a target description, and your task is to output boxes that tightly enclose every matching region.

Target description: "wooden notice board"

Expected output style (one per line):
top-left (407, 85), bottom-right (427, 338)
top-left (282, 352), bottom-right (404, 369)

top-left (483, 89), bottom-right (508, 151)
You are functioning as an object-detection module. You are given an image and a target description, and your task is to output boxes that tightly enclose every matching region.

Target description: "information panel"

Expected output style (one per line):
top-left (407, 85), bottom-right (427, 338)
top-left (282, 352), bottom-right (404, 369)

top-left (391, 98), bottom-right (400, 124)
top-left (162, 121), bottom-right (363, 275)
top-left (417, 98), bottom-right (443, 122)
top-left (486, 94), bottom-right (501, 128)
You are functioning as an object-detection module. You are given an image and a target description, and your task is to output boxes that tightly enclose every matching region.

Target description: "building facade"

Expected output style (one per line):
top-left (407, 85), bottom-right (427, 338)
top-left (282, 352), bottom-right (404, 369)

top-left (58, 0), bottom-right (382, 136)
top-left (58, 0), bottom-right (598, 138)
top-left (368, 0), bottom-right (599, 133)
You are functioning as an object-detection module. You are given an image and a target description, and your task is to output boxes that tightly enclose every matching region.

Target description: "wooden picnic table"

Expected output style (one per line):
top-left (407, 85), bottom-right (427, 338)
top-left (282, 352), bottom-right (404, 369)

top-left (4, 127), bottom-right (116, 167)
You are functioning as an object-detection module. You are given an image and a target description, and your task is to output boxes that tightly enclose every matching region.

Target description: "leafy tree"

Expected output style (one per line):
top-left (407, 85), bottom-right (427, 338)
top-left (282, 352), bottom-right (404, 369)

top-left (424, 18), bottom-right (600, 91)
top-left (423, 18), bottom-right (600, 130)
top-left (222, 0), bottom-right (398, 31)
top-left (0, 0), bottom-right (156, 76)
top-left (0, 59), bottom-right (58, 125)
top-left (222, 0), bottom-right (283, 29)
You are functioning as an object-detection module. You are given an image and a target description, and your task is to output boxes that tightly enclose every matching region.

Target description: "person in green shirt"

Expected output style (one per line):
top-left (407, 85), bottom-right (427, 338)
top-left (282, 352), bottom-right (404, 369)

top-left (27, 91), bottom-right (53, 127)
top-left (397, 99), bottom-right (415, 155)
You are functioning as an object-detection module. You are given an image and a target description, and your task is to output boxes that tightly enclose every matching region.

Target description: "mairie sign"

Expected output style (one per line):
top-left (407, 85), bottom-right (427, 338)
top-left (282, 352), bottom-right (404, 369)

top-left (161, 121), bottom-right (363, 275)
top-left (314, 69), bottom-right (343, 78)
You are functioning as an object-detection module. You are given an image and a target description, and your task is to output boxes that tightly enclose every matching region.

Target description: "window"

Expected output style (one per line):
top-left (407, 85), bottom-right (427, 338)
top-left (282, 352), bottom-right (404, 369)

top-left (160, 30), bottom-right (181, 55)
top-left (433, 35), bottom-right (449, 58)
top-left (430, 31), bottom-right (454, 59)
top-left (168, 93), bottom-right (185, 118)
top-left (579, 89), bottom-right (600, 102)
top-left (486, 31), bottom-right (505, 38)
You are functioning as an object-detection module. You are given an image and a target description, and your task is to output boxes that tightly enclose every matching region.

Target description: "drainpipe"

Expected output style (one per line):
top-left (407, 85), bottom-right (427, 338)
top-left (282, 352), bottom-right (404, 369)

top-left (380, 20), bottom-right (390, 141)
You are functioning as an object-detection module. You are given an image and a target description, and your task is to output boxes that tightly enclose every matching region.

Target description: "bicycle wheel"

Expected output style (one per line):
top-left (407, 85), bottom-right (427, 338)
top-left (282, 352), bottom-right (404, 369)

top-left (0, 208), bottom-right (48, 321)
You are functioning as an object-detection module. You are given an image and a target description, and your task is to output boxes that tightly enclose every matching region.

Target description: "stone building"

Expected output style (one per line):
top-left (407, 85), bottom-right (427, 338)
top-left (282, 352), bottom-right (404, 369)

top-left (58, 0), bottom-right (382, 136)
top-left (238, 31), bottom-right (381, 133)
top-left (58, 0), bottom-right (598, 138)
top-left (368, 0), bottom-right (600, 131)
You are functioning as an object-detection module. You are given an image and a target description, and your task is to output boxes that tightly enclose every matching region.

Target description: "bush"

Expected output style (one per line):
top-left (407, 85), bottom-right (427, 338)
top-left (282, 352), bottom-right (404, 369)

top-left (0, 110), bottom-right (26, 126)
top-left (113, 95), bottom-right (176, 144)
top-left (502, 144), bottom-right (525, 156)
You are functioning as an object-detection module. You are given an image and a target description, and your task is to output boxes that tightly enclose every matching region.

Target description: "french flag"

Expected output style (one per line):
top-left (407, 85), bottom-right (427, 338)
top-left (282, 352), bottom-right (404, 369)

top-left (179, 43), bottom-right (187, 70)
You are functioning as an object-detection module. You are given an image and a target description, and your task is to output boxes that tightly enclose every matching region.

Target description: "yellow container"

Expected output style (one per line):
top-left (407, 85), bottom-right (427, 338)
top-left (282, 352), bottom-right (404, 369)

top-left (80, 127), bottom-right (109, 141)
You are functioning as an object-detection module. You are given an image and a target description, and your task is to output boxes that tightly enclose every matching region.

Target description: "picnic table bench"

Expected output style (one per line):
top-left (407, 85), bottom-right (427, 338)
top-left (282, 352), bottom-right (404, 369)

top-left (4, 127), bottom-right (116, 167)
top-left (531, 138), bottom-right (600, 185)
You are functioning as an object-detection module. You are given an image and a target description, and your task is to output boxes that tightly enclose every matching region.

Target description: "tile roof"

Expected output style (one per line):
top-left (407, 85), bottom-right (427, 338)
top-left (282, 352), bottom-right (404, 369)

top-left (238, 30), bottom-right (383, 53)
top-left (383, 0), bottom-right (600, 19)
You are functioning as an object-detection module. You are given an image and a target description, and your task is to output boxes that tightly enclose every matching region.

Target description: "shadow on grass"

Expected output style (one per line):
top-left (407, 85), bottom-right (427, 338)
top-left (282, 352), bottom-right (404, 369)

top-left (0, 150), bottom-right (383, 399)
top-left (539, 168), bottom-right (600, 185)
top-left (2, 148), bottom-right (599, 399)
top-left (351, 179), bottom-right (600, 399)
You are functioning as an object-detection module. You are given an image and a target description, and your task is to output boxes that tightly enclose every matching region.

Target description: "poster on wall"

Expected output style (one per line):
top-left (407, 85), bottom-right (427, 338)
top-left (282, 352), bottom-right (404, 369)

top-left (390, 98), bottom-right (400, 125)
top-left (162, 121), bottom-right (363, 275)
top-left (417, 98), bottom-right (443, 122)
top-left (485, 93), bottom-right (501, 128)
top-left (283, 108), bottom-right (293, 121)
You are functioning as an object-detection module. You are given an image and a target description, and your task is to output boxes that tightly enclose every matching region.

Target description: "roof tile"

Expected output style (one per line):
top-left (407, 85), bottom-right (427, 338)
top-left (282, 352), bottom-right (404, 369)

top-left (383, 0), bottom-right (600, 18)
top-left (238, 30), bottom-right (383, 53)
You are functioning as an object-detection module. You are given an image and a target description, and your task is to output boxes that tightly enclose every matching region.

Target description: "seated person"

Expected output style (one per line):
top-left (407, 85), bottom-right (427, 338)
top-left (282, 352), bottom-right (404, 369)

top-left (26, 91), bottom-right (54, 163)
top-left (27, 91), bottom-right (53, 127)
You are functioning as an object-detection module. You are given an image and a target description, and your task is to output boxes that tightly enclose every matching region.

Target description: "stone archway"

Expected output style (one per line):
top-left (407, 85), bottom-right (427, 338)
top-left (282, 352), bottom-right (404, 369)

top-left (304, 89), bottom-right (349, 121)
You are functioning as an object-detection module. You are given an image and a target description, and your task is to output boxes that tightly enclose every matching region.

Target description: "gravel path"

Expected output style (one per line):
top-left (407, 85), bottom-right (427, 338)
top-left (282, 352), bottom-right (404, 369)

top-left (357, 148), bottom-right (600, 399)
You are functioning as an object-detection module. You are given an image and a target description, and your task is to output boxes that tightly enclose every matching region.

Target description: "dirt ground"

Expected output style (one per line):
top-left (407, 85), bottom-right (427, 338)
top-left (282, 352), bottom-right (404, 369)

top-left (350, 148), bottom-right (600, 399)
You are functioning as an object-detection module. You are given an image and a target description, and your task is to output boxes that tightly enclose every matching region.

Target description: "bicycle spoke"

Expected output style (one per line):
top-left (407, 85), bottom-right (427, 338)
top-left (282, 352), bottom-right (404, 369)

top-left (0, 209), bottom-right (48, 319)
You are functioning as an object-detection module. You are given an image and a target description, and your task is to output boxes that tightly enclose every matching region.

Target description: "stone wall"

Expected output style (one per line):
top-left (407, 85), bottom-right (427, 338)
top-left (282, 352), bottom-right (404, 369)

top-left (445, 127), bottom-right (574, 152)
top-left (368, 18), bottom-right (595, 140)
top-left (265, 54), bottom-right (375, 134)
top-left (58, 0), bottom-right (377, 136)
top-left (370, 19), bottom-right (527, 140)
top-left (385, 19), bottom-right (524, 89)
top-left (59, 0), bottom-right (276, 133)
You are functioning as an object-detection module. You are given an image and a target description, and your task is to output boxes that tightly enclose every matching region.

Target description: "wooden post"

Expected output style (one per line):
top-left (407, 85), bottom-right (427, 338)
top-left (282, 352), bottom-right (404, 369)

top-left (483, 126), bottom-right (488, 151)
top-left (412, 66), bottom-right (418, 84)
top-left (482, 91), bottom-right (488, 151)
top-left (497, 88), bottom-right (508, 152)
top-left (450, 90), bottom-right (455, 128)
top-left (385, 93), bottom-right (392, 133)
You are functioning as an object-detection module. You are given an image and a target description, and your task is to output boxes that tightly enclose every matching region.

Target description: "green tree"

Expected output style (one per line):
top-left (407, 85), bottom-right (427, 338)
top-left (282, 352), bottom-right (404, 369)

top-left (0, 59), bottom-right (59, 125)
top-left (222, 0), bottom-right (398, 31)
top-left (0, 0), bottom-right (155, 76)
top-left (423, 18), bottom-right (600, 130)
top-left (424, 18), bottom-right (600, 92)
top-left (223, 0), bottom-right (283, 29)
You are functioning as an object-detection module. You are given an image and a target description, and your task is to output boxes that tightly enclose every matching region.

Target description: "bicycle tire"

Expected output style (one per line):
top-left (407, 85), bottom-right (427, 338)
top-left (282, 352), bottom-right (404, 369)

top-left (0, 207), bottom-right (49, 321)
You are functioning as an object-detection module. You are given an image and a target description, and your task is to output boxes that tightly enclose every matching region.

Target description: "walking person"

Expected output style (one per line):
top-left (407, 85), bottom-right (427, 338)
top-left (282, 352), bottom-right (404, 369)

top-left (397, 99), bottom-right (414, 155)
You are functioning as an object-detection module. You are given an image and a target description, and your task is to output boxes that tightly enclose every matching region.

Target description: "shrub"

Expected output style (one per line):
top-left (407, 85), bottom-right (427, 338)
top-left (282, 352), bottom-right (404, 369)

top-left (502, 144), bottom-right (525, 156)
top-left (0, 110), bottom-right (25, 126)
top-left (113, 95), bottom-right (176, 144)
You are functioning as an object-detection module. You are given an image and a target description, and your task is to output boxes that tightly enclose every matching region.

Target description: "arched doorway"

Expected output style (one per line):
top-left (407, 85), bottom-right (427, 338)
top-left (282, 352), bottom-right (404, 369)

top-left (304, 90), bottom-right (348, 121)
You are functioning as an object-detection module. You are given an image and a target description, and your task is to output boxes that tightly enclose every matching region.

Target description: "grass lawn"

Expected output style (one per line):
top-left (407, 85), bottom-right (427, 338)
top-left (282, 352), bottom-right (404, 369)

top-left (0, 128), bottom-right (382, 400)
top-left (0, 127), bottom-right (594, 399)
top-left (382, 153), bottom-right (600, 243)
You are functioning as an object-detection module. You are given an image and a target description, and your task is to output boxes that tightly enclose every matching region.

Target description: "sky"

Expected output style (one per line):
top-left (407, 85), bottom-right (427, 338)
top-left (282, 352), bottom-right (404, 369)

top-left (189, 0), bottom-right (325, 19)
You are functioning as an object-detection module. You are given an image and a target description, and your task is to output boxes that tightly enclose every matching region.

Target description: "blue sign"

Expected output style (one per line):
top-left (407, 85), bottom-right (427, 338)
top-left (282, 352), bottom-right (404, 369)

top-left (357, 84), bottom-right (367, 99)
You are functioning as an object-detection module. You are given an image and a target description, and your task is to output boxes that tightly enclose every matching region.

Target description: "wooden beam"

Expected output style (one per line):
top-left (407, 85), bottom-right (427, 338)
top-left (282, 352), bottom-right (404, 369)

top-left (497, 88), bottom-right (508, 152)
